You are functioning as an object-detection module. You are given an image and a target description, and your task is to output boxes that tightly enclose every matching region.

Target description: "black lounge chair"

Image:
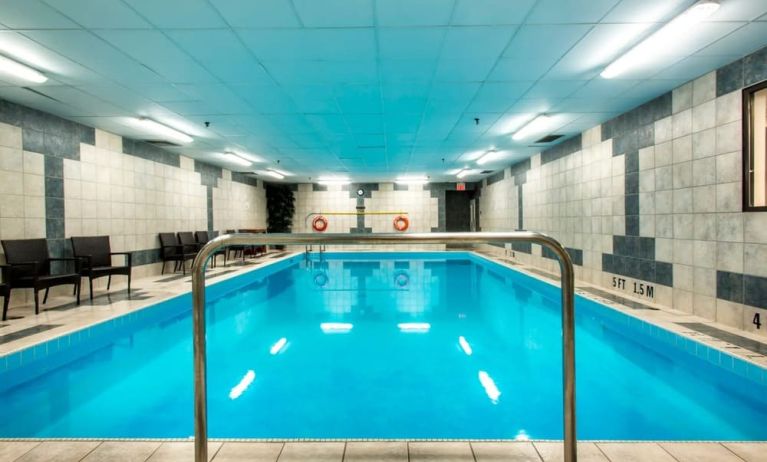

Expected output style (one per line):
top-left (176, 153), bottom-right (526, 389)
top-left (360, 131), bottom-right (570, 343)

top-left (0, 238), bottom-right (81, 315)
top-left (159, 233), bottom-right (196, 275)
top-left (225, 229), bottom-right (247, 263)
top-left (71, 236), bottom-right (132, 300)
top-left (0, 280), bottom-right (10, 321)
top-left (195, 231), bottom-right (227, 267)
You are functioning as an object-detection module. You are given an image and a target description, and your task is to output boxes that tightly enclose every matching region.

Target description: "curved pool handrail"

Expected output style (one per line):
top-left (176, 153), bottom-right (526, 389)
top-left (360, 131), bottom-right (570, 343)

top-left (191, 232), bottom-right (577, 462)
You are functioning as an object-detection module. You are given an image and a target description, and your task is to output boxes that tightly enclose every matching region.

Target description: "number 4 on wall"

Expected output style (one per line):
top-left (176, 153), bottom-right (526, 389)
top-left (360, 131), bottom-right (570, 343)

top-left (754, 313), bottom-right (762, 329)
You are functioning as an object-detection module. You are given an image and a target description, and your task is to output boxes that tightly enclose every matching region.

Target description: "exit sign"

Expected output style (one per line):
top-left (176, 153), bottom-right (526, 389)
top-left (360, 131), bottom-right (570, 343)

top-left (456, 183), bottom-right (466, 191)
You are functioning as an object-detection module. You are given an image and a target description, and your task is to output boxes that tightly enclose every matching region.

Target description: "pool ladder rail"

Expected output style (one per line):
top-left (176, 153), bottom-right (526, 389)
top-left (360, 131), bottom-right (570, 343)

top-left (191, 232), bottom-right (577, 462)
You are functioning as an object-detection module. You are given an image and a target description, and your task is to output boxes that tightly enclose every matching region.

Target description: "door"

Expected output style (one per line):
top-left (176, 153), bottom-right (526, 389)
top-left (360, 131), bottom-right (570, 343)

top-left (445, 190), bottom-right (472, 231)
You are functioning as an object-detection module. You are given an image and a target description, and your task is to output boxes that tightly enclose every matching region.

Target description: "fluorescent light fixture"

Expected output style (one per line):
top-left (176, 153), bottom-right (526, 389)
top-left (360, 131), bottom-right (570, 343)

top-left (458, 336), bottom-right (473, 356)
top-left (222, 152), bottom-right (252, 167)
top-left (234, 152), bottom-right (261, 163)
top-left (318, 176), bottom-right (350, 186)
top-left (0, 54), bottom-right (47, 83)
top-left (136, 118), bottom-right (193, 144)
top-left (512, 115), bottom-right (551, 141)
top-left (264, 169), bottom-right (285, 180)
top-left (320, 322), bottom-right (353, 333)
top-left (478, 370), bottom-right (501, 404)
top-left (601, 0), bottom-right (720, 79)
top-left (395, 176), bottom-right (428, 185)
top-left (398, 322), bottom-right (431, 333)
top-left (228, 370), bottom-right (255, 400)
top-left (456, 169), bottom-right (469, 179)
top-left (270, 337), bottom-right (288, 355)
top-left (476, 150), bottom-right (504, 165)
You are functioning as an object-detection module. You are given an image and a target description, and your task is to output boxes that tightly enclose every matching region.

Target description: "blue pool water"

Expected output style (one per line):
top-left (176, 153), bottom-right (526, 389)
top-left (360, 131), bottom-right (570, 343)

top-left (1, 252), bottom-right (766, 440)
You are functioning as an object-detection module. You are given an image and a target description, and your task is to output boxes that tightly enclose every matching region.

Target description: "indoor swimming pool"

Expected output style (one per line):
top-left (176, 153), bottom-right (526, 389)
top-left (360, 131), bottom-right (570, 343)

top-left (0, 252), bottom-right (765, 441)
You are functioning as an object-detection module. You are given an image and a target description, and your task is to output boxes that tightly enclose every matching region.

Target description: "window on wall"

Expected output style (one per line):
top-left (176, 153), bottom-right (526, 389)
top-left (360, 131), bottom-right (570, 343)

top-left (744, 81), bottom-right (767, 211)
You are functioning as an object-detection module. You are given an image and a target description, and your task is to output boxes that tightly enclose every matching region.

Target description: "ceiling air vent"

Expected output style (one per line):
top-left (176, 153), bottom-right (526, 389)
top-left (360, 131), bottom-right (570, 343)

top-left (145, 140), bottom-right (182, 147)
top-left (534, 134), bottom-right (564, 143)
top-left (480, 170), bottom-right (493, 174)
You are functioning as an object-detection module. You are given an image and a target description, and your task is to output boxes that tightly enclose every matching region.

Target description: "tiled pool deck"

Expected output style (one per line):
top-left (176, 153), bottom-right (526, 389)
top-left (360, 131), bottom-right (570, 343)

top-left (1, 250), bottom-right (766, 462)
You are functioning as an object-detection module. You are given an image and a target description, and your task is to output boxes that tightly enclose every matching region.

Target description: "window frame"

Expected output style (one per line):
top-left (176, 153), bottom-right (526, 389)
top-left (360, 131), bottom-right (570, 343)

top-left (742, 79), bottom-right (767, 212)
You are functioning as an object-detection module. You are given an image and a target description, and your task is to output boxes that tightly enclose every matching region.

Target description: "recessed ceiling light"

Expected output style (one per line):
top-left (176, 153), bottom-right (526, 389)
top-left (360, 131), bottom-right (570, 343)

top-left (476, 150), bottom-right (504, 165)
top-left (318, 176), bottom-right (350, 185)
top-left (136, 118), bottom-right (193, 144)
top-left (395, 176), bottom-right (428, 184)
top-left (512, 115), bottom-right (552, 141)
top-left (601, 0), bottom-right (720, 79)
top-left (264, 169), bottom-right (285, 179)
top-left (221, 152), bottom-right (252, 167)
top-left (0, 54), bottom-right (47, 83)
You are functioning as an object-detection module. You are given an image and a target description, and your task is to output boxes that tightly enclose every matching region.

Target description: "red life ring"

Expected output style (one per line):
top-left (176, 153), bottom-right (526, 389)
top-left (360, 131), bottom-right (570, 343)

top-left (312, 215), bottom-right (329, 232)
top-left (393, 215), bottom-right (409, 232)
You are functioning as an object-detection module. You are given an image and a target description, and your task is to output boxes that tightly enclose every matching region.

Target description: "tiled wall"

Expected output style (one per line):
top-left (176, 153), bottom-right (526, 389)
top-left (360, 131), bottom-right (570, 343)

top-left (0, 98), bottom-right (266, 294)
top-left (479, 46), bottom-right (767, 337)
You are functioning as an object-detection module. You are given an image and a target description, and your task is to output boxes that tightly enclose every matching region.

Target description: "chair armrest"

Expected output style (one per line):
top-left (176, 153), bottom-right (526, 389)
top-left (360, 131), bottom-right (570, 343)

top-left (47, 257), bottom-right (82, 272)
top-left (3, 261), bottom-right (40, 281)
top-left (110, 252), bottom-right (132, 267)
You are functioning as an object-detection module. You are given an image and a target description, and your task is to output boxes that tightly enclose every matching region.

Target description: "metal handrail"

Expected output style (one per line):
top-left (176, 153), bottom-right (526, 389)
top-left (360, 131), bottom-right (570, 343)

top-left (191, 232), bottom-right (577, 462)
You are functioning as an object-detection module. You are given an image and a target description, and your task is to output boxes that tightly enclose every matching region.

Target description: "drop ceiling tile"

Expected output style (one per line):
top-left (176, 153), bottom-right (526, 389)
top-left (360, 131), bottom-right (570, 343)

top-left (488, 58), bottom-right (555, 81)
top-left (602, 0), bottom-right (688, 23)
top-left (293, 0), bottom-right (374, 27)
top-left (441, 26), bottom-right (517, 60)
top-left (378, 28), bottom-right (446, 60)
top-left (95, 30), bottom-right (217, 83)
top-left (524, 80), bottom-right (587, 98)
top-left (376, 0), bottom-right (454, 27)
top-left (263, 60), bottom-right (378, 85)
top-left (571, 78), bottom-right (641, 99)
top-left (526, 0), bottom-right (620, 24)
top-left (43, 0), bottom-right (151, 28)
top-left (0, 0), bottom-right (79, 28)
top-left (617, 78), bottom-right (685, 101)
top-left (465, 81), bottom-right (534, 112)
top-left (231, 84), bottom-right (299, 113)
top-left (239, 29), bottom-right (376, 60)
top-left (345, 114), bottom-right (383, 133)
top-left (434, 58), bottom-right (497, 82)
top-left (334, 84), bottom-right (381, 114)
top-left (166, 30), bottom-right (271, 84)
top-left (696, 22), bottom-right (767, 57)
top-left (451, 0), bottom-right (536, 25)
top-left (712, 0), bottom-right (767, 22)
top-left (379, 60), bottom-right (437, 83)
top-left (652, 54), bottom-right (740, 81)
top-left (209, 0), bottom-right (299, 27)
top-left (546, 23), bottom-right (653, 80)
top-left (126, 0), bottom-right (227, 28)
top-left (504, 25), bottom-right (591, 60)
top-left (22, 30), bottom-right (166, 84)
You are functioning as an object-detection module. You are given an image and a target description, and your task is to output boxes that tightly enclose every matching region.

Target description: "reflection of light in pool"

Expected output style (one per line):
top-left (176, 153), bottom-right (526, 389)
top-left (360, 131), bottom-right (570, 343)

top-left (397, 322), bottom-right (430, 333)
top-left (320, 322), bottom-right (353, 333)
top-left (458, 336), bottom-right (472, 356)
top-left (229, 370), bottom-right (256, 400)
top-left (478, 370), bottom-right (501, 404)
top-left (515, 429), bottom-right (530, 441)
top-left (270, 337), bottom-right (287, 355)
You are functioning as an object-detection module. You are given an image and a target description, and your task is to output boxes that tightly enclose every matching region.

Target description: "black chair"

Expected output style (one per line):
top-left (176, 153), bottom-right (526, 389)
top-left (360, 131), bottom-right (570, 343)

top-left (0, 238), bottom-right (81, 315)
top-left (0, 280), bottom-right (10, 321)
top-left (159, 233), bottom-right (196, 275)
top-left (195, 231), bottom-right (226, 267)
top-left (71, 236), bottom-right (132, 300)
top-left (225, 229), bottom-right (247, 263)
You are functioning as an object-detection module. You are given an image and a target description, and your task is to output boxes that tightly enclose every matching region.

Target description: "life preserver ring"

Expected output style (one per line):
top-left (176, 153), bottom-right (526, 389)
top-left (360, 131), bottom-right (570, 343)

top-left (393, 215), bottom-right (409, 232)
top-left (312, 215), bottom-right (328, 232)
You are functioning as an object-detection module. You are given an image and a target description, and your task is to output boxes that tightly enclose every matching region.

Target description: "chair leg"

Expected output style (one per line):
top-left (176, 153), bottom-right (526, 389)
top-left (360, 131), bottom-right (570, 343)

top-left (161, 261), bottom-right (166, 275)
top-left (127, 273), bottom-right (131, 294)
top-left (43, 287), bottom-right (49, 304)
top-left (34, 290), bottom-right (40, 315)
top-left (107, 275), bottom-right (112, 290)
top-left (2, 293), bottom-right (9, 321)
top-left (75, 282), bottom-right (81, 306)
top-left (89, 277), bottom-right (94, 301)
